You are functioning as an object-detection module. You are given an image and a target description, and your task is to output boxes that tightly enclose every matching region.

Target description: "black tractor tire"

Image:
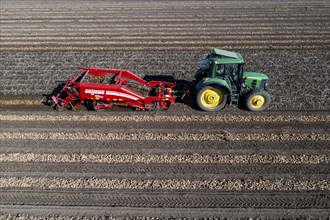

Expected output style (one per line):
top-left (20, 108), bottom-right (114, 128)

top-left (196, 85), bottom-right (228, 112)
top-left (245, 90), bottom-right (271, 112)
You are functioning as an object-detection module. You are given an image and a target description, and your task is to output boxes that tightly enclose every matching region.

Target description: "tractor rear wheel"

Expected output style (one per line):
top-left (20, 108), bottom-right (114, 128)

top-left (197, 86), bottom-right (227, 111)
top-left (245, 90), bottom-right (270, 111)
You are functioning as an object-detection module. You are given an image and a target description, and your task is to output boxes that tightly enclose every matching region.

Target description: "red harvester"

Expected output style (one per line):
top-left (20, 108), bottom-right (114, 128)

top-left (43, 67), bottom-right (177, 111)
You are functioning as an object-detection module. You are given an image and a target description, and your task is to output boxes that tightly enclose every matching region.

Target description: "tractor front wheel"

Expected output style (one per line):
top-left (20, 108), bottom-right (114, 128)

top-left (245, 90), bottom-right (270, 111)
top-left (197, 86), bottom-right (227, 111)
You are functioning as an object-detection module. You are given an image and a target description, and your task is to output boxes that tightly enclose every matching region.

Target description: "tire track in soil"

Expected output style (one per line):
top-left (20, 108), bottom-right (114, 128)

top-left (1, 163), bottom-right (329, 176)
top-left (1, 163), bottom-right (329, 180)
top-left (1, 190), bottom-right (330, 209)
top-left (1, 140), bottom-right (328, 155)
top-left (1, 121), bottom-right (329, 131)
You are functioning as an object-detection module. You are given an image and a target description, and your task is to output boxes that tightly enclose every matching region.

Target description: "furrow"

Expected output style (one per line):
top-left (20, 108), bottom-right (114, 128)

top-left (1, 163), bottom-right (329, 176)
top-left (1, 190), bottom-right (330, 209)
top-left (1, 176), bottom-right (329, 191)
top-left (1, 189), bottom-right (330, 210)
top-left (2, 140), bottom-right (327, 155)
top-left (2, 121), bottom-right (328, 131)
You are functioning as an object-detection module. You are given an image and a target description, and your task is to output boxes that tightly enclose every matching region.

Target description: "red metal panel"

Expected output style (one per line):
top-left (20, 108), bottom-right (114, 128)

top-left (79, 82), bottom-right (145, 102)
top-left (79, 67), bottom-right (149, 86)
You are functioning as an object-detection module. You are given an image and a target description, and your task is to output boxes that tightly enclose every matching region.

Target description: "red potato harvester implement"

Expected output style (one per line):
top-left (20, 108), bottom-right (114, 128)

top-left (44, 49), bottom-right (271, 112)
top-left (43, 67), bottom-right (177, 111)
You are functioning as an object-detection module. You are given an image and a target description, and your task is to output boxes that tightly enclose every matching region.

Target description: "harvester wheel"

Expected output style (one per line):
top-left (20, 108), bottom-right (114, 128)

top-left (152, 101), bottom-right (171, 111)
top-left (197, 86), bottom-right (227, 111)
top-left (245, 90), bottom-right (270, 111)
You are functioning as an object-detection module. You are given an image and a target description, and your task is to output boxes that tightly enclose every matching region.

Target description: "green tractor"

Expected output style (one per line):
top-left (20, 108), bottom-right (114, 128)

top-left (195, 48), bottom-right (270, 112)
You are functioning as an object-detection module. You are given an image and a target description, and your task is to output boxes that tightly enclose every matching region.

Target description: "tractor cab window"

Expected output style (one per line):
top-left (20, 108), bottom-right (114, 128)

top-left (228, 64), bottom-right (238, 81)
top-left (215, 64), bottom-right (238, 79)
top-left (215, 64), bottom-right (225, 78)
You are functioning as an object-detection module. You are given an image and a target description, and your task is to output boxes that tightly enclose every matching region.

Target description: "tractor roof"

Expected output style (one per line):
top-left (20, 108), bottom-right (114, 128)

top-left (211, 48), bottom-right (244, 64)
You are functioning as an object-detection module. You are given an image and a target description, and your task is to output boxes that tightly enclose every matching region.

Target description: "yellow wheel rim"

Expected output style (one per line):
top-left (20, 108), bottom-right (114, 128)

top-left (250, 95), bottom-right (266, 109)
top-left (200, 88), bottom-right (223, 108)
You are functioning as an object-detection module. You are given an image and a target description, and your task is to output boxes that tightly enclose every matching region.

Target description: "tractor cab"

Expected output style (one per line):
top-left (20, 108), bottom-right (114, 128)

top-left (195, 48), bottom-right (270, 111)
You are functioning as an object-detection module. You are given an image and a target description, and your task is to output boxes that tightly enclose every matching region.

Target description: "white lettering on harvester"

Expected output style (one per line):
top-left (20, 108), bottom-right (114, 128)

top-left (85, 89), bottom-right (105, 95)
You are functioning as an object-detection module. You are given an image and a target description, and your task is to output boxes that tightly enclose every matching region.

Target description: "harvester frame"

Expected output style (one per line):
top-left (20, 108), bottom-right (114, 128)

top-left (43, 67), bottom-right (176, 111)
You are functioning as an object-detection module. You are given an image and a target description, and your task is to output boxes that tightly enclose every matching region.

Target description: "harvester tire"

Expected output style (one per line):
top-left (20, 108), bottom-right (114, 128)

top-left (196, 86), bottom-right (227, 111)
top-left (245, 90), bottom-right (271, 111)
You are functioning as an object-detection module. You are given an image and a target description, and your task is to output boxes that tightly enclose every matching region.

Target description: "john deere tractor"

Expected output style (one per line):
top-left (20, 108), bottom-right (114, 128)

top-left (195, 48), bottom-right (270, 112)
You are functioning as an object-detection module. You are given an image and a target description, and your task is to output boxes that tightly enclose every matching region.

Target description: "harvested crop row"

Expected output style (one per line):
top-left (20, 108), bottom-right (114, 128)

top-left (0, 131), bottom-right (329, 141)
top-left (0, 214), bottom-right (121, 220)
top-left (0, 100), bottom-right (40, 105)
top-left (1, 153), bottom-right (329, 164)
top-left (1, 177), bottom-right (329, 191)
top-left (1, 114), bottom-right (328, 122)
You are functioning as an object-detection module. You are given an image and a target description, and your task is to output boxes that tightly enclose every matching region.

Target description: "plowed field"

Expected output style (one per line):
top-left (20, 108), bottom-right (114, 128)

top-left (1, 0), bottom-right (329, 51)
top-left (1, 109), bottom-right (329, 219)
top-left (0, 0), bottom-right (329, 219)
